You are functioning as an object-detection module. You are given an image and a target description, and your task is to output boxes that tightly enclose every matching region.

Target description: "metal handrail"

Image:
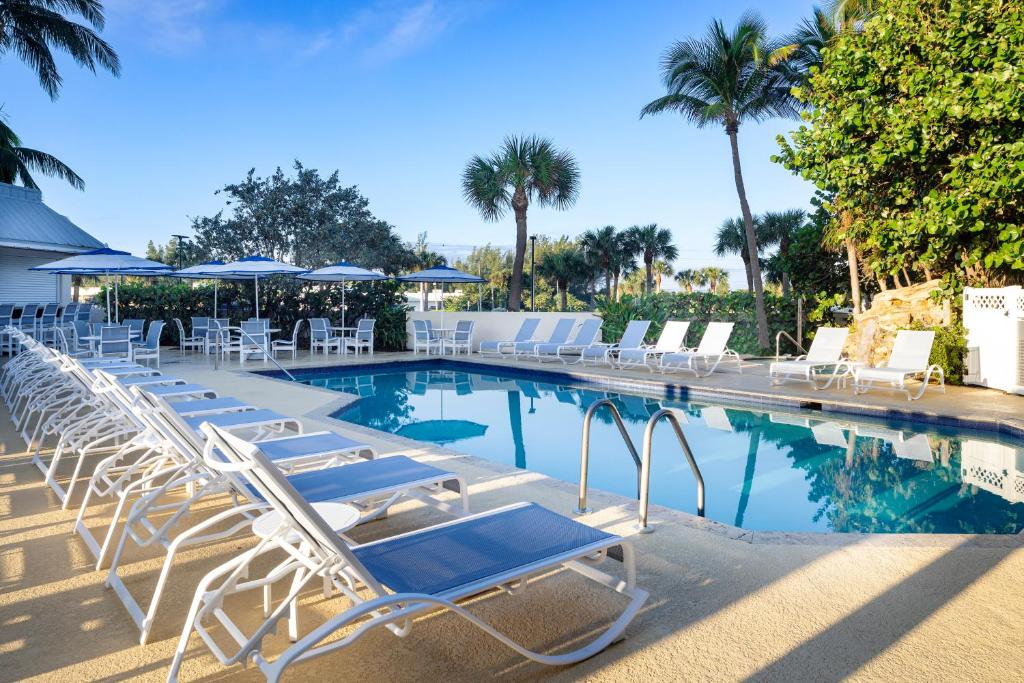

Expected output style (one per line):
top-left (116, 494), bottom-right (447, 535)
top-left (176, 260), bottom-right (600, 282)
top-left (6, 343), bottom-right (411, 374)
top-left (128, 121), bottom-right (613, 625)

top-left (637, 408), bottom-right (704, 532)
top-left (775, 330), bottom-right (808, 361)
top-left (211, 324), bottom-right (296, 381)
top-left (574, 399), bottom-right (642, 515)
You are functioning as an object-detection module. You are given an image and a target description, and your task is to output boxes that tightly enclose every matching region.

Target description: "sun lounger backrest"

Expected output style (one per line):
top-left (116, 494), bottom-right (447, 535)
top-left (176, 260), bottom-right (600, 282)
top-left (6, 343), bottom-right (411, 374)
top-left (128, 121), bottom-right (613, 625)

top-left (654, 321), bottom-right (690, 353)
top-left (546, 318), bottom-right (575, 344)
top-left (199, 423), bottom-right (385, 594)
top-left (618, 320), bottom-right (650, 350)
top-left (886, 330), bottom-right (934, 370)
top-left (514, 318), bottom-right (541, 342)
top-left (696, 322), bottom-right (734, 355)
top-left (805, 327), bottom-right (849, 363)
top-left (570, 318), bottom-right (602, 346)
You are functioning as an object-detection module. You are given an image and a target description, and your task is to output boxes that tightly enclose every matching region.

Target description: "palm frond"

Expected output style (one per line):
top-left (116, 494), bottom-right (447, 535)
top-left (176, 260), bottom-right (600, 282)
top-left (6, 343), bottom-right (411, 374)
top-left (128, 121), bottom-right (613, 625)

top-left (15, 146), bottom-right (84, 189)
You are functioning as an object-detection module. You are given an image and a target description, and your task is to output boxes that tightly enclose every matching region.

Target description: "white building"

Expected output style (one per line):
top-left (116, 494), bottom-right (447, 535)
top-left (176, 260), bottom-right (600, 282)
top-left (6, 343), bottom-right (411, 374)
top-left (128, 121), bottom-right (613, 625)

top-left (0, 183), bottom-right (104, 303)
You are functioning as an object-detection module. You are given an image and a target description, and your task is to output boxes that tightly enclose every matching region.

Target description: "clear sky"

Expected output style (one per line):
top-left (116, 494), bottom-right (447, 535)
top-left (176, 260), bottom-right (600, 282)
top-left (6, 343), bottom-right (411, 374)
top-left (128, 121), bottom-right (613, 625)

top-left (2, 0), bottom-right (819, 286)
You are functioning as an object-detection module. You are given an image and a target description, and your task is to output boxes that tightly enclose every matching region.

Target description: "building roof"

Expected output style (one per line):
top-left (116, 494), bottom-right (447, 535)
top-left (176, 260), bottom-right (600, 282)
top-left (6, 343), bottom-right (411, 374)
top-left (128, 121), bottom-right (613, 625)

top-left (0, 183), bottom-right (105, 253)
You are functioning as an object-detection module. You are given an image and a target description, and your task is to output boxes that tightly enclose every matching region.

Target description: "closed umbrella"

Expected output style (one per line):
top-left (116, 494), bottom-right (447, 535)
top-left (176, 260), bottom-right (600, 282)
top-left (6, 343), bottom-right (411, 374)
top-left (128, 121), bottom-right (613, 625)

top-left (215, 256), bottom-right (307, 319)
top-left (297, 261), bottom-right (389, 327)
top-left (30, 247), bottom-right (173, 322)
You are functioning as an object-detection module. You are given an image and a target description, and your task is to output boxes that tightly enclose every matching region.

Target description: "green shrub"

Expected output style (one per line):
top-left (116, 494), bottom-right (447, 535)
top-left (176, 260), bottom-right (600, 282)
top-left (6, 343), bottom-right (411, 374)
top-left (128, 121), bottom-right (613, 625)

top-left (596, 291), bottom-right (801, 356)
top-left (97, 278), bottom-right (409, 352)
top-left (910, 319), bottom-right (967, 385)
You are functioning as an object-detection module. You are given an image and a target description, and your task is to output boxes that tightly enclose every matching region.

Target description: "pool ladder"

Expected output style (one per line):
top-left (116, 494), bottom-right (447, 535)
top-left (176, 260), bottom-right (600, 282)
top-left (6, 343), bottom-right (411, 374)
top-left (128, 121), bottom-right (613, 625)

top-left (574, 399), bottom-right (705, 533)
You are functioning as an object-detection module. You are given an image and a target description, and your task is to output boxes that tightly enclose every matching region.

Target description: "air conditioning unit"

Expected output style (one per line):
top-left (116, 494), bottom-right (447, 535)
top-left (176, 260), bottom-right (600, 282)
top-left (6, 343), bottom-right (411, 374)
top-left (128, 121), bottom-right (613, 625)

top-left (963, 286), bottom-right (1024, 394)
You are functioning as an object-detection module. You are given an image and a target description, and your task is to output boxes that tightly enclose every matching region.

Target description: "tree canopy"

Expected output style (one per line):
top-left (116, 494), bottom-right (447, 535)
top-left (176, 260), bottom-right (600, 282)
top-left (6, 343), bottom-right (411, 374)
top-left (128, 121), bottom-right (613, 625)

top-left (776, 0), bottom-right (1024, 289)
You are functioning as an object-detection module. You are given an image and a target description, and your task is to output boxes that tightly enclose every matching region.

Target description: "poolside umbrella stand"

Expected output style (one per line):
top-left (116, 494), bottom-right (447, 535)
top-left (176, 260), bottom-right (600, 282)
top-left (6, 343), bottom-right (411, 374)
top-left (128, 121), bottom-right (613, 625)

top-left (397, 265), bottom-right (485, 328)
top-left (30, 248), bottom-right (173, 323)
top-left (215, 256), bottom-right (307, 318)
top-left (297, 261), bottom-right (389, 327)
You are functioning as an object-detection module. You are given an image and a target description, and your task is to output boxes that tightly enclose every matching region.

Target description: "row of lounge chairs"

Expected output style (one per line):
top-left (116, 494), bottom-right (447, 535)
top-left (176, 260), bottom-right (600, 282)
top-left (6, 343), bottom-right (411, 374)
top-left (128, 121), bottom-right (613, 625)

top-left (2, 325), bottom-right (647, 681)
top-left (480, 318), bottom-right (945, 400)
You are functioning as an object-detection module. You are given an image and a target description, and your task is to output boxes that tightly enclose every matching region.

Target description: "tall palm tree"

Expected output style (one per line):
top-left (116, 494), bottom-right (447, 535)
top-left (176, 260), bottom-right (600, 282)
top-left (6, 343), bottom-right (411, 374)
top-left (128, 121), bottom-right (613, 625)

top-left (641, 13), bottom-right (797, 348)
top-left (624, 224), bottom-right (678, 295)
top-left (0, 115), bottom-right (83, 189)
top-left (758, 209), bottom-right (805, 295)
top-left (714, 217), bottom-right (759, 292)
top-left (652, 259), bottom-right (673, 293)
top-left (462, 135), bottom-right (580, 311)
top-left (674, 268), bottom-right (698, 293)
top-left (609, 236), bottom-right (636, 302)
top-left (580, 225), bottom-right (618, 299)
top-left (0, 0), bottom-right (120, 99)
top-left (538, 246), bottom-right (587, 311)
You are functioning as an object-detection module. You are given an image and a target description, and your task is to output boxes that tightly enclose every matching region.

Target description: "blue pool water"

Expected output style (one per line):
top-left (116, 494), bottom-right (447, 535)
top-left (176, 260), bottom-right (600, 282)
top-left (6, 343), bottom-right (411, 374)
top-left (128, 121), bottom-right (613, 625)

top-left (271, 361), bottom-right (1024, 534)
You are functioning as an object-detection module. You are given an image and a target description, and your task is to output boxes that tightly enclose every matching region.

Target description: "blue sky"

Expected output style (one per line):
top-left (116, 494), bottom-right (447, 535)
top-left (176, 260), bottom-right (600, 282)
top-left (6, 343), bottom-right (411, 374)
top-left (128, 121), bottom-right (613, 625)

top-left (2, 0), bottom-right (818, 285)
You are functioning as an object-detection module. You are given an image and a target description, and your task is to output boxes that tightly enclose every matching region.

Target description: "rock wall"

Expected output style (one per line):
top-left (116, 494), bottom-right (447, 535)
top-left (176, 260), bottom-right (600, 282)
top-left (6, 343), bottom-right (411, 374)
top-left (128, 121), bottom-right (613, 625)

top-left (845, 279), bottom-right (949, 364)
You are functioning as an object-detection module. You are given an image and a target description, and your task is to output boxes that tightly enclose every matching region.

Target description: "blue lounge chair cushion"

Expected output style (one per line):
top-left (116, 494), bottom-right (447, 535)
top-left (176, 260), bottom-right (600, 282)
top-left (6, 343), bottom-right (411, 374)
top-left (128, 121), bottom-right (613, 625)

top-left (146, 383), bottom-right (214, 397)
top-left (171, 397), bottom-right (251, 415)
top-left (185, 409), bottom-right (288, 431)
top-left (119, 375), bottom-right (184, 386)
top-left (258, 432), bottom-right (367, 461)
top-left (354, 503), bottom-right (615, 595)
top-left (617, 349), bottom-right (649, 364)
top-left (245, 455), bottom-right (451, 503)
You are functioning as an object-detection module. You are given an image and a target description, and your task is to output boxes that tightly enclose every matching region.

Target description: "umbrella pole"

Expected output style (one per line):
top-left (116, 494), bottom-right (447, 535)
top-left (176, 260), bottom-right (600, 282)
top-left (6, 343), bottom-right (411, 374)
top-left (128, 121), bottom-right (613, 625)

top-left (115, 275), bottom-right (120, 324)
top-left (105, 273), bottom-right (111, 323)
top-left (214, 281), bottom-right (218, 316)
top-left (341, 280), bottom-right (346, 328)
top-left (255, 275), bottom-right (260, 319)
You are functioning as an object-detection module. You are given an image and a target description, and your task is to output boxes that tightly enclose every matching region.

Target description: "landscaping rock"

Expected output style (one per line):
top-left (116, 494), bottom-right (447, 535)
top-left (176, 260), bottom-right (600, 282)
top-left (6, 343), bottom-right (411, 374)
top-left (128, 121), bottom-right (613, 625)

top-left (846, 279), bottom-right (949, 364)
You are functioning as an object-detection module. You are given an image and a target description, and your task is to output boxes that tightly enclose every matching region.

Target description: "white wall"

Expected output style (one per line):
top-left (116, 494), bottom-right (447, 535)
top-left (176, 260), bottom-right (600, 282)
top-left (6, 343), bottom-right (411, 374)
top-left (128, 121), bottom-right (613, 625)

top-left (406, 310), bottom-right (600, 351)
top-left (0, 247), bottom-right (70, 304)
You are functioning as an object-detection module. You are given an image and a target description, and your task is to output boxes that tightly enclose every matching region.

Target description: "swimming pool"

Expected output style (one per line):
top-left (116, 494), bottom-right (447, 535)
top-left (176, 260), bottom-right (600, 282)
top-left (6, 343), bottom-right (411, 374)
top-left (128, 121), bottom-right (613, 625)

top-left (268, 360), bottom-right (1024, 534)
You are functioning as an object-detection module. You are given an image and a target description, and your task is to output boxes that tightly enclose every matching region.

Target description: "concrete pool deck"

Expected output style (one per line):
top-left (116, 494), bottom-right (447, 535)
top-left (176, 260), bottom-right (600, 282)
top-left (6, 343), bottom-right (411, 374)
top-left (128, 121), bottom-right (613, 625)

top-left (2, 349), bottom-right (1024, 681)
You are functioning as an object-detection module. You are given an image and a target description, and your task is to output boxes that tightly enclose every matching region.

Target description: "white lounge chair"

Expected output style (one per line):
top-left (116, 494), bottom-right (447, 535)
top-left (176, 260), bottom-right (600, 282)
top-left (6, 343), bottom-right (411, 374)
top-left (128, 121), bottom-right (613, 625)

top-left (617, 321), bottom-right (690, 371)
top-left (532, 318), bottom-right (602, 362)
top-left (168, 423), bottom-right (647, 682)
top-left (659, 322), bottom-right (741, 376)
top-left (851, 330), bottom-right (944, 400)
top-left (769, 327), bottom-right (850, 389)
top-left (579, 320), bottom-right (650, 365)
top-left (512, 317), bottom-right (575, 358)
top-left (478, 317), bottom-right (540, 356)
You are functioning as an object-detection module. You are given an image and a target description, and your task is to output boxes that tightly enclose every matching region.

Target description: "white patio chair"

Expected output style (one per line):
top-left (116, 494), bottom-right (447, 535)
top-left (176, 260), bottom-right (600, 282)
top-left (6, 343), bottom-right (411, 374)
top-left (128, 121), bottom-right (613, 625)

top-left (343, 318), bottom-right (375, 356)
top-left (659, 322), bottom-right (741, 376)
top-left (309, 318), bottom-right (341, 355)
top-left (174, 318), bottom-right (205, 354)
top-left (168, 423), bottom-right (647, 682)
top-left (132, 320), bottom-right (164, 367)
top-left (272, 319), bottom-right (303, 359)
top-left (769, 327), bottom-right (850, 389)
top-left (579, 320), bottom-right (650, 366)
top-left (411, 319), bottom-right (441, 354)
top-left (512, 317), bottom-right (575, 359)
top-left (617, 320), bottom-right (690, 371)
top-left (533, 318), bottom-right (603, 363)
top-left (851, 330), bottom-right (944, 400)
top-left (99, 325), bottom-right (133, 360)
top-left (478, 317), bottom-right (541, 356)
top-left (446, 320), bottom-right (473, 355)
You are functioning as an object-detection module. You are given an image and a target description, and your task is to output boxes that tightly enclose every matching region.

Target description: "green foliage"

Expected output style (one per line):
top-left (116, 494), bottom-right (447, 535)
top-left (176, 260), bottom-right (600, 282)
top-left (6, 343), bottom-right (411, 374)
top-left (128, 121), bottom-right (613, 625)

top-left (776, 214), bottom-right (850, 297)
top-left (190, 161), bottom-right (417, 273)
top-left (98, 278), bottom-right (409, 352)
top-left (910, 319), bottom-right (967, 385)
top-left (776, 0), bottom-right (1024, 289)
top-left (0, 113), bottom-right (83, 190)
top-left (596, 291), bottom-right (801, 355)
top-left (807, 292), bottom-right (848, 324)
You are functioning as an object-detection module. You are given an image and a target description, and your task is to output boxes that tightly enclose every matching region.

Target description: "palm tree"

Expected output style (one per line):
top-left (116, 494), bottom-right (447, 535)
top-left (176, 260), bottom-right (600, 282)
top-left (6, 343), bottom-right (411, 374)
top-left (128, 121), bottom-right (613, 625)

top-left (641, 13), bottom-right (797, 348)
top-left (0, 115), bottom-right (83, 189)
top-left (580, 225), bottom-right (618, 299)
top-left (0, 0), bottom-right (120, 99)
top-left (758, 209), bottom-right (805, 295)
top-left (652, 259), bottom-right (673, 293)
top-left (411, 232), bottom-right (446, 311)
top-left (537, 246), bottom-right (587, 311)
top-left (674, 268), bottom-right (698, 293)
top-left (624, 224), bottom-right (678, 295)
top-left (462, 135), bottom-right (580, 311)
top-left (699, 266), bottom-right (729, 294)
top-left (714, 217), bottom-right (759, 292)
top-left (609, 236), bottom-right (636, 302)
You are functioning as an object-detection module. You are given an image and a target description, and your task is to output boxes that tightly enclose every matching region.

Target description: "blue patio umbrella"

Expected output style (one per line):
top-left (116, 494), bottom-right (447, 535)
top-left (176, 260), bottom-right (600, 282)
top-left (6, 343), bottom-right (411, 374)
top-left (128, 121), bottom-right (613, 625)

top-left (30, 247), bottom-right (173, 322)
top-left (397, 265), bottom-right (485, 322)
top-left (298, 261), bottom-right (389, 327)
top-left (396, 419), bottom-right (488, 445)
top-left (214, 256), bottom-right (307, 318)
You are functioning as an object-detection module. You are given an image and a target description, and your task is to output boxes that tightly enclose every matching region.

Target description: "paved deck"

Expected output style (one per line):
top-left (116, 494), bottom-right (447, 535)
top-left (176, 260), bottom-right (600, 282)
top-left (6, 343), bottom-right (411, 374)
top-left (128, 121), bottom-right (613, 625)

top-left (2, 349), bottom-right (1023, 682)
